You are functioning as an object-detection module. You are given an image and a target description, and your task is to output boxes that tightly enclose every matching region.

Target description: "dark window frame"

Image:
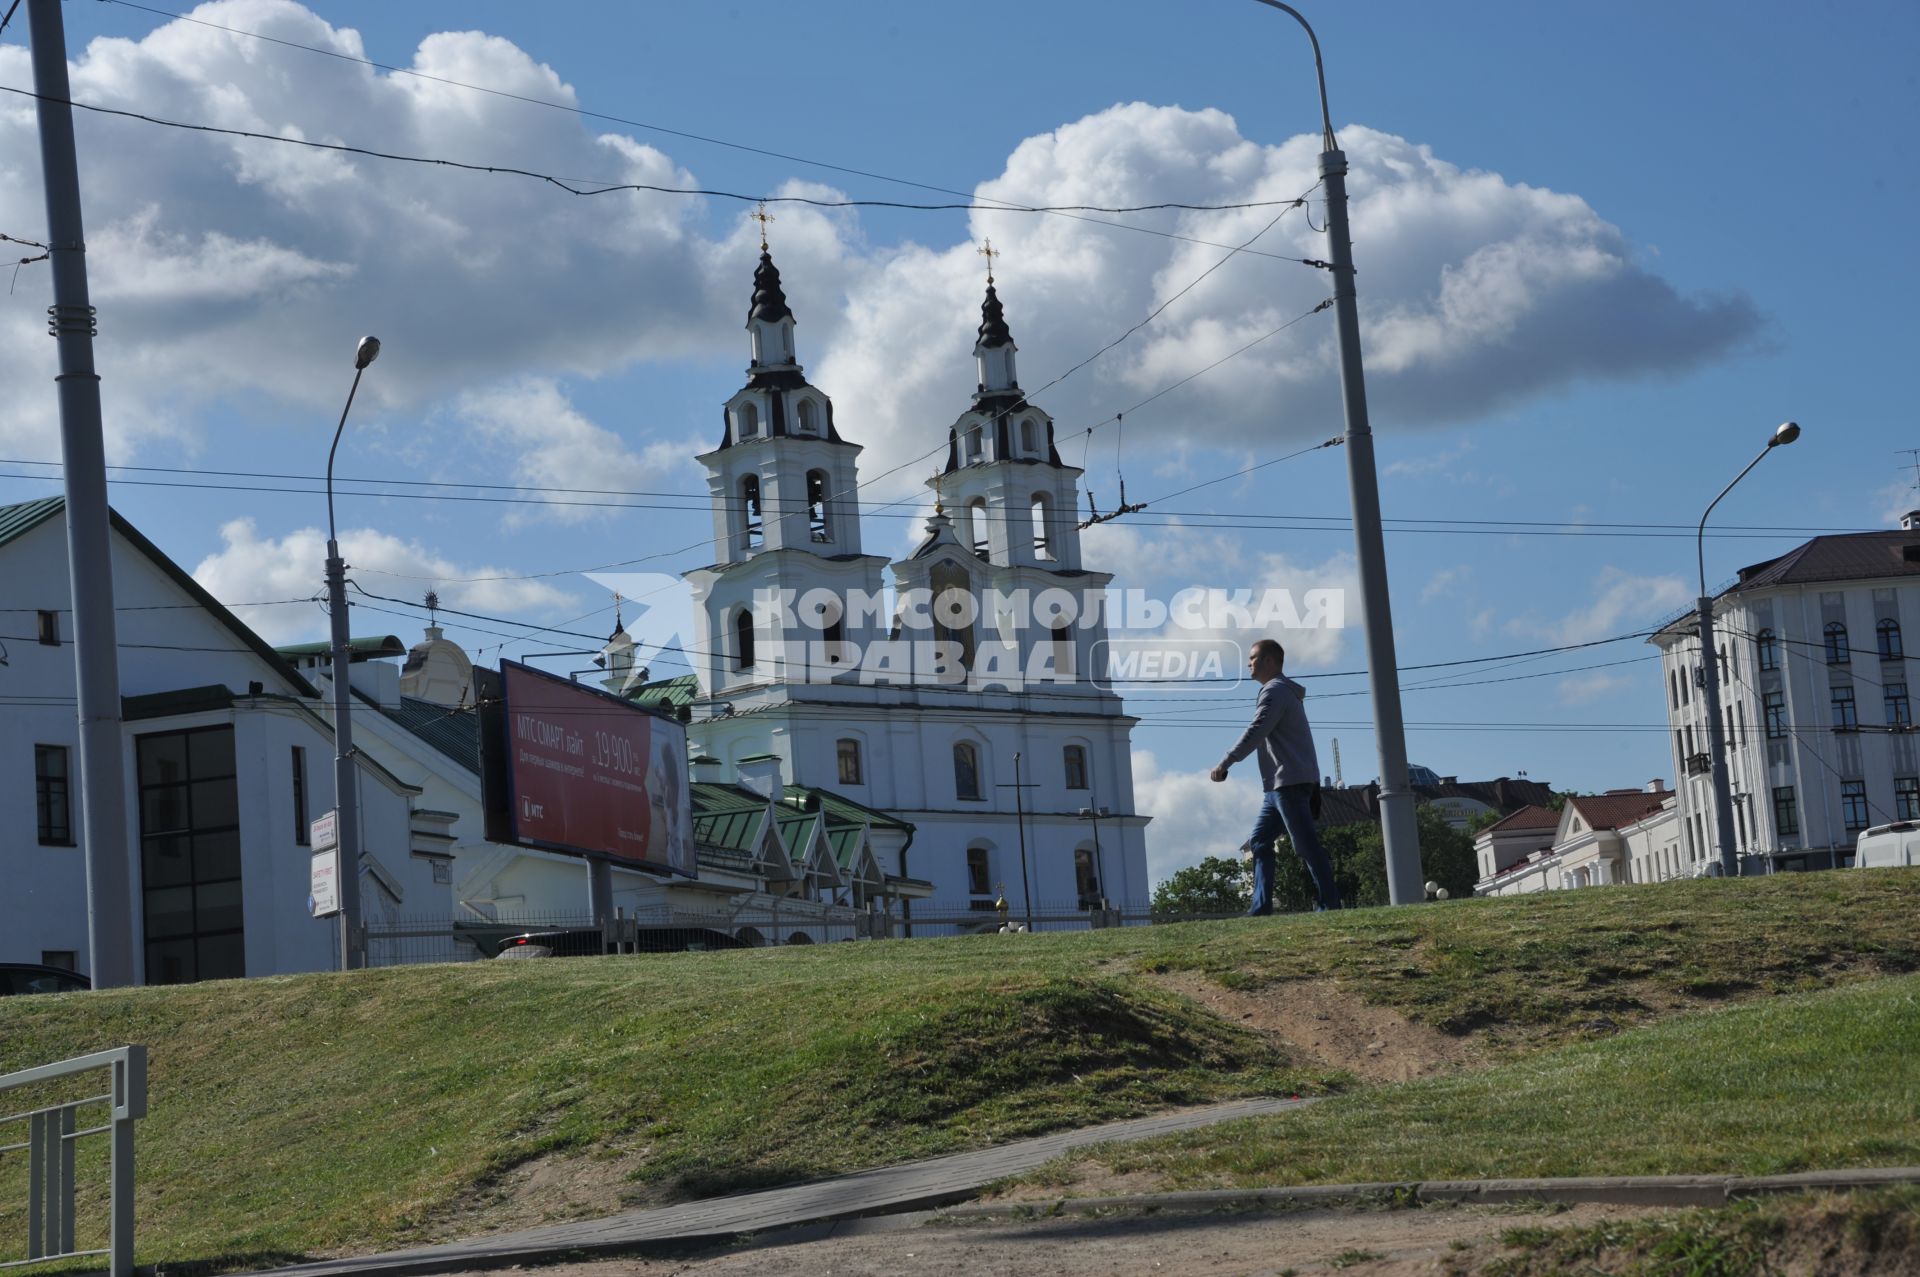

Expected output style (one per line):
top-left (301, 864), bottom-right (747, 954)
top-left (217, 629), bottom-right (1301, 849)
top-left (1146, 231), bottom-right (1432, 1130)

top-left (35, 744), bottom-right (74, 846)
top-left (292, 746), bottom-right (309, 845)
top-left (953, 741), bottom-right (983, 801)
top-left (1063, 744), bottom-right (1089, 791)
top-left (836, 738), bottom-right (862, 786)
top-left (1825, 622), bottom-right (1851, 665)
top-left (1896, 777), bottom-right (1920, 823)
top-left (1832, 685), bottom-right (1858, 731)
top-left (1879, 618), bottom-right (1903, 661)
top-left (1841, 779), bottom-right (1870, 833)
top-left (136, 724), bottom-right (244, 986)
top-left (1772, 785), bottom-right (1799, 836)
top-left (1756, 629), bottom-right (1778, 672)
top-left (1763, 691), bottom-right (1786, 740)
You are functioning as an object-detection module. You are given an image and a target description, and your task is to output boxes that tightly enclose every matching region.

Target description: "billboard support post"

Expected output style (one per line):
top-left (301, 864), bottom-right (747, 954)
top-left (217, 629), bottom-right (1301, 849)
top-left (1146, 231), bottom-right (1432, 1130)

top-left (588, 858), bottom-right (614, 933)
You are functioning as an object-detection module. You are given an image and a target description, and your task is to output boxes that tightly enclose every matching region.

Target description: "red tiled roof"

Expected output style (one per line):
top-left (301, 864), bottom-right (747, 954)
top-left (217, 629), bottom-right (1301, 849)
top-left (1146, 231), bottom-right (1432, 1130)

top-left (1482, 804), bottom-right (1560, 834)
top-left (1566, 791), bottom-right (1667, 831)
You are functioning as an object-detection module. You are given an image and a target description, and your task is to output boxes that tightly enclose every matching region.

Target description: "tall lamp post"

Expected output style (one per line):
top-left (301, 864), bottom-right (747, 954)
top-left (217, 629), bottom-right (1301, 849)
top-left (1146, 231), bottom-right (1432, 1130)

top-left (1248, 1), bottom-right (1421, 904)
top-left (1697, 421), bottom-right (1801, 879)
top-left (325, 336), bottom-right (380, 970)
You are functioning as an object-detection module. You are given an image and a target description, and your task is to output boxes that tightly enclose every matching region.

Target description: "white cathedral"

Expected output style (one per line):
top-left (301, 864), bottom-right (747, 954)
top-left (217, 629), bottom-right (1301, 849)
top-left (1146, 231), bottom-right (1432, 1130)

top-left (622, 246), bottom-right (1150, 921)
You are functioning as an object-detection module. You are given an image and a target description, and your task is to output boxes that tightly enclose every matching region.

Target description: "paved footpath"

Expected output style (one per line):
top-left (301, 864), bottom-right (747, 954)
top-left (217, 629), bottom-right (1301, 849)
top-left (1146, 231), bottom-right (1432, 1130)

top-left (244, 1096), bottom-right (1310, 1277)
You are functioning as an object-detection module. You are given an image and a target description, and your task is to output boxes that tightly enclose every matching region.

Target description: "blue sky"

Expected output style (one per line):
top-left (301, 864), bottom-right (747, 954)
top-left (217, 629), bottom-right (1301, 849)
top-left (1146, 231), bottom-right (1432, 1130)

top-left (4, 0), bottom-right (1916, 880)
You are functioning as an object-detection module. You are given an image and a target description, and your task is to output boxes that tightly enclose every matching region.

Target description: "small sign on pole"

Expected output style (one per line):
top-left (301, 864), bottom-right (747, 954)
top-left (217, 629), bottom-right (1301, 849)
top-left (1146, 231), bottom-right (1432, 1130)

top-left (310, 810), bottom-right (339, 853)
top-left (310, 847), bottom-right (342, 918)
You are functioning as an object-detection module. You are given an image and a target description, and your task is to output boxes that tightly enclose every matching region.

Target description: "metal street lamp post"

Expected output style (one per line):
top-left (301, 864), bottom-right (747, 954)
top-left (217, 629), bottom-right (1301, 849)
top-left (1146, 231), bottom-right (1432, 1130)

top-left (1248, 1), bottom-right (1421, 903)
top-left (1696, 421), bottom-right (1801, 879)
top-left (324, 335), bottom-right (380, 970)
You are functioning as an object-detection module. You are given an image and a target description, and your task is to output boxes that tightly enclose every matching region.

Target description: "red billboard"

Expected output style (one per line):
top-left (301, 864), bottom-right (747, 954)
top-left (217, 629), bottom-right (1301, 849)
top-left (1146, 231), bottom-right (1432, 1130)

top-left (481, 661), bottom-right (695, 877)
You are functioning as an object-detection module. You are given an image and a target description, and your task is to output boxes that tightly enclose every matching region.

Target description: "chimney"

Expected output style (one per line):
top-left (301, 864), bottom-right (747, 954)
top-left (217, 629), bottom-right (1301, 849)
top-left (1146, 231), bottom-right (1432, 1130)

top-left (735, 753), bottom-right (785, 798)
top-left (691, 754), bottom-right (725, 783)
top-left (1647, 778), bottom-right (1667, 793)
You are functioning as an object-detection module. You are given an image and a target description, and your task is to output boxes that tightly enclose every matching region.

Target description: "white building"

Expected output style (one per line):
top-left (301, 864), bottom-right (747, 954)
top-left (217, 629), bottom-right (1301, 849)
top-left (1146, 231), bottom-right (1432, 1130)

top-left (1, 496), bottom-right (452, 983)
top-left (1475, 786), bottom-right (1676, 895)
top-left (1652, 516), bottom-right (1920, 872)
top-left (673, 250), bottom-right (1149, 922)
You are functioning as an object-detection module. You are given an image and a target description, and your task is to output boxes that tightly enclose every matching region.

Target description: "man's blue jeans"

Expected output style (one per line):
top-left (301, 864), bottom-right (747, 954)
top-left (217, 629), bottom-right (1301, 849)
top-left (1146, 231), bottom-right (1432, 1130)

top-left (1248, 784), bottom-right (1341, 914)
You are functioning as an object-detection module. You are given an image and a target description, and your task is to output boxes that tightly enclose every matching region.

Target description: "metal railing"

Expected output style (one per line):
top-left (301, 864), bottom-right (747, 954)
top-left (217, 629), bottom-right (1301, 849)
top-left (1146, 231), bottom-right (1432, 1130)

top-left (0, 1046), bottom-right (146, 1277)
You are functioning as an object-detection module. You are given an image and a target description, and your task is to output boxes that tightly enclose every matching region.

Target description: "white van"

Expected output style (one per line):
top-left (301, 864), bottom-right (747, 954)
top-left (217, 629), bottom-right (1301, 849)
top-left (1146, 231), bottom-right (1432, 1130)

top-left (1854, 822), bottom-right (1920, 869)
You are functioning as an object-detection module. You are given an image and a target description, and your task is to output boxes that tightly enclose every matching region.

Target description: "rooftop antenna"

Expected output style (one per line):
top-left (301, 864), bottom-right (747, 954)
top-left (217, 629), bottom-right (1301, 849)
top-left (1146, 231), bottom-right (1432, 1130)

top-left (1332, 737), bottom-right (1344, 788)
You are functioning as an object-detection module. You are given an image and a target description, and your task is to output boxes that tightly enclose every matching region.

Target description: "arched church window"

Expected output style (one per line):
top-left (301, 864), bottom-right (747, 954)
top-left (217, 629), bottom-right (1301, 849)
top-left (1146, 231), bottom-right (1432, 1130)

top-left (737, 401), bottom-right (759, 439)
top-left (837, 738), bottom-right (862, 785)
top-left (1063, 744), bottom-right (1089, 790)
top-left (807, 469), bottom-right (831, 543)
top-left (1074, 847), bottom-right (1101, 908)
top-left (1031, 491), bottom-right (1054, 560)
top-left (1049, 621), bottom-right (1075, 679)
top-left (733, 608), bottom-right (756, 671)
top-left (965, 425), bottom-right (983, 463)
top-left (953, 742), bottom-right (982, 801)
top-left (1020, 418), bottom-right (1037, 455)
top-left (930, 558), bottom-right (976, 673)
top-left (740, 475), bottom-right (763, 551)
top-left (967, 497), bottom-right (990, 561)
top-left (796, 398), bottom-right (818, 435)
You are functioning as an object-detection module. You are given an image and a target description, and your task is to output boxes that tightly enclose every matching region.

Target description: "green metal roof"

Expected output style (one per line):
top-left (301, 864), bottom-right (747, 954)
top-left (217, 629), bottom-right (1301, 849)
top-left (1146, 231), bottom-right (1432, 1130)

top-left (826, 825), bottom-right (867, 870)
top-left (690, 780), bottom-right (771, 812)
top-left (774, 810), bottom-right (820, 862)
top-left (626, 673), bottom-right (699, 710)
top-left (277, 635), bottom-right (407, 662)
top-left (379, 695), bottom-right (481, 774)
top-left (693, 808), bottom-right (766, 854)
top-left (0, 496), bottom-right (63, 549)
top-left (781, 784), bottom-right (914, 834)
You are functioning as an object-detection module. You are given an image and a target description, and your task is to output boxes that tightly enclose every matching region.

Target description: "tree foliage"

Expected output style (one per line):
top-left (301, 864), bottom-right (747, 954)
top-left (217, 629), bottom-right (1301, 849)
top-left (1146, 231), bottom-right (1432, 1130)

top-left (1269, 802), bottom-right (1481, 910)
top-left (1151, 855), bottom-right (1251, 917)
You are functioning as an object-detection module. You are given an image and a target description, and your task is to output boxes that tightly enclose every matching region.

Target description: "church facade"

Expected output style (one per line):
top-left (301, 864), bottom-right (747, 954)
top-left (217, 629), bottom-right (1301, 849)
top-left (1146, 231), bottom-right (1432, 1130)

top-left (666, 249), bottom-right (1150, 924)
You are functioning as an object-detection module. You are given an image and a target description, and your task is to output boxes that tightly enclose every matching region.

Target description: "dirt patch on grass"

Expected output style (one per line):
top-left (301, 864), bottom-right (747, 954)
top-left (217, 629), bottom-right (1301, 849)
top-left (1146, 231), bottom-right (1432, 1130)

top-left (1148, 972), bottom-right (1481, 1084)
top-left (416, 1146), bottom-right (675, 1242)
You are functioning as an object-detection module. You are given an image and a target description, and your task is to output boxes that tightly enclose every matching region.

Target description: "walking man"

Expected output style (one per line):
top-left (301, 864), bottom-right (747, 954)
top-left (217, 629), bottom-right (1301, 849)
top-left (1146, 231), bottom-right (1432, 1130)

top-left (1211, 638), bottom-right (1341, 913)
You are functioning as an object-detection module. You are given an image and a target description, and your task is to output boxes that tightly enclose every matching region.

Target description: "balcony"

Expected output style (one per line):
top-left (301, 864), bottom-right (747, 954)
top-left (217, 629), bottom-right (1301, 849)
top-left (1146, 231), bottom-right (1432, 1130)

top-left (1685, 752), bottom-right (1712, 777)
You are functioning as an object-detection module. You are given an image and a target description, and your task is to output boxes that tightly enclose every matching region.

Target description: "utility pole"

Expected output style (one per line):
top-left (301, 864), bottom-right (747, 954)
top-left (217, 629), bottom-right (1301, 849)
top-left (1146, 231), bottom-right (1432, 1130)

top-left (1251, 0), bottom-right (1421, 904)
top-left (29, 0), bottom-right (134, 987)
top-left (997, 753), bottom-right (1038, 931)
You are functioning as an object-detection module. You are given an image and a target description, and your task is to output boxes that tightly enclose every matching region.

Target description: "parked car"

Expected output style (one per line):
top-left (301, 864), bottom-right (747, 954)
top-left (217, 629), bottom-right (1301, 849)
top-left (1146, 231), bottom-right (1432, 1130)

top-left (1855, 822), bottom-right (1920, 869)
top-left (492, 927), bottom-right (747, 958)
top-left (0, 964), bottom-right (91, 996)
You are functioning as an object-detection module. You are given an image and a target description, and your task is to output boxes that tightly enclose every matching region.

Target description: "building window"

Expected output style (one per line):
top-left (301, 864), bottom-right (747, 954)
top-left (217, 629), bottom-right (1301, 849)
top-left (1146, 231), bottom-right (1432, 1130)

top-left (1825, 622), bottom-right (1850, 665)
top-left (1841, 780), bottom-right (1869, 833)
top-left (737, 401), bottom-right (758, 439)
top-left (1064, 744), bottom-right (1089, 790)
top-left (953, 741), bottom-right (982, 801)
top-left (1756, 629), bottom-right (1778, 672)
top-left (137, 725), bottom-right (244, 985)
top-left (796, 398), bottom-right (818, 435)
top-left (36, 744), bottom-right (74, 846)
top-left (292, 747), bottom-right (309, 845)
top-left (1074, 847), bottom-right (1102, 908)
top-left (1831, 686), bottom-right (1858, 731)
top-left (1668, 669), bottom-right (1679, 710)
top-left (1887, 683), bottom-right (1912, 728)
top-left (1879, 618), bottom-right (1903, 661)
top-left (1772, 786), bottom-right (1799, 836)
top-left (966, 845), bottom-right (993, 899)
top-left (967, 497), bottom-right (989, 560)
top-left (807, 469), bottom-right (832, 543)
top-left (37, 610), bottom-right (58, 646)
top-left (965, 426), bottom-right (983, 462)
top-left (1020, 418), bottom-right (1037, 454)
top-left (1031, 492), bottom-right (1054, 560)
top-left (733, 609), bottom-right (756, 671)
top-left (1897, 777), bottom-right (1920, 822)
top-left (740, 475), bottom-right (763, 551)
top-left (1763, 691), bottom-right (1786, 740)
top-left (1718, 643), bottom-right (1730, 685)
top-left (930, 559), bottom-right (976, 672)
top-left (837, 738), bottom-right (862, 786)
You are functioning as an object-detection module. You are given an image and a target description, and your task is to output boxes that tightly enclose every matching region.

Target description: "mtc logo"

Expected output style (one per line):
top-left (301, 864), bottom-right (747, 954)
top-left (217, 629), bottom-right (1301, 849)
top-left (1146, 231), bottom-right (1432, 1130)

top-left (520, 797), bottom-right (545, 820)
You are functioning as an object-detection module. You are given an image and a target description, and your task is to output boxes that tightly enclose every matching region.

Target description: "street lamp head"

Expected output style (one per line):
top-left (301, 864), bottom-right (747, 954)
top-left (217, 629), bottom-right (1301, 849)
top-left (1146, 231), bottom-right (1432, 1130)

top-left (355, 336), bottom-right (381, 370)
top-left (1769, 421), bottom-right (1800, 448)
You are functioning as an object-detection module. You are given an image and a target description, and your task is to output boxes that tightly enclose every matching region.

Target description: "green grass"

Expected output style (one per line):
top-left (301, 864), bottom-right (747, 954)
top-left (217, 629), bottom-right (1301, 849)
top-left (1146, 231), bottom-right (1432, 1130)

top-left (1012, 973), bottom-right (1920, 1193)
top-left (1475, 1187), bottom-right (1920, 1276)
top-left (0, 871), bottom-right (1916, 1268)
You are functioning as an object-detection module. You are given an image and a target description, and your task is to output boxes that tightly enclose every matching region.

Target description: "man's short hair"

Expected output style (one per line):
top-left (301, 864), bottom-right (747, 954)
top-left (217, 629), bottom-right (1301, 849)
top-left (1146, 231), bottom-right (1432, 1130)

top-left (1250, 638), bottom-right (1286, 667)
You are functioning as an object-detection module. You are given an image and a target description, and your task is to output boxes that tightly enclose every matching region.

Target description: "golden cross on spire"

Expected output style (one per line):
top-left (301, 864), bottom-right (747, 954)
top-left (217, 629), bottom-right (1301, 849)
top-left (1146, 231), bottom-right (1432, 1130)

top-left (978, 238), bottom-right (999, 285)
top-left (751, 201), bottom-right (775, 252)
top-left (930, 468), bottom-right (945, 516)
top-left (611, 589), bottom-right (624, 630)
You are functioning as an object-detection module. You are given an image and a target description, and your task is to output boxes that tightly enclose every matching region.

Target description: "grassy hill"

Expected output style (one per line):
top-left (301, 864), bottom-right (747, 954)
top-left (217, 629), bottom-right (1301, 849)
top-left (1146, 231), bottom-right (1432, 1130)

top-left (2, 872), bottom-right (1917, 1269)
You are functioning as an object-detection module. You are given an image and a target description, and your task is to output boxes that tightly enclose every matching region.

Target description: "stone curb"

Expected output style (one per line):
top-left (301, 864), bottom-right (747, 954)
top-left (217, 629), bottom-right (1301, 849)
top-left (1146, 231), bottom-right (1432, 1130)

top-left (943, 1166), bottom-right (1920, 1221)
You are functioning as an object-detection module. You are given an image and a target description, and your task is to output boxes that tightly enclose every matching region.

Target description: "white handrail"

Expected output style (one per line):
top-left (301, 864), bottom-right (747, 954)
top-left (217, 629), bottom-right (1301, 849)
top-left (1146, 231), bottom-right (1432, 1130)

top-left (0, 1045), bottom-right (145, 1277)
